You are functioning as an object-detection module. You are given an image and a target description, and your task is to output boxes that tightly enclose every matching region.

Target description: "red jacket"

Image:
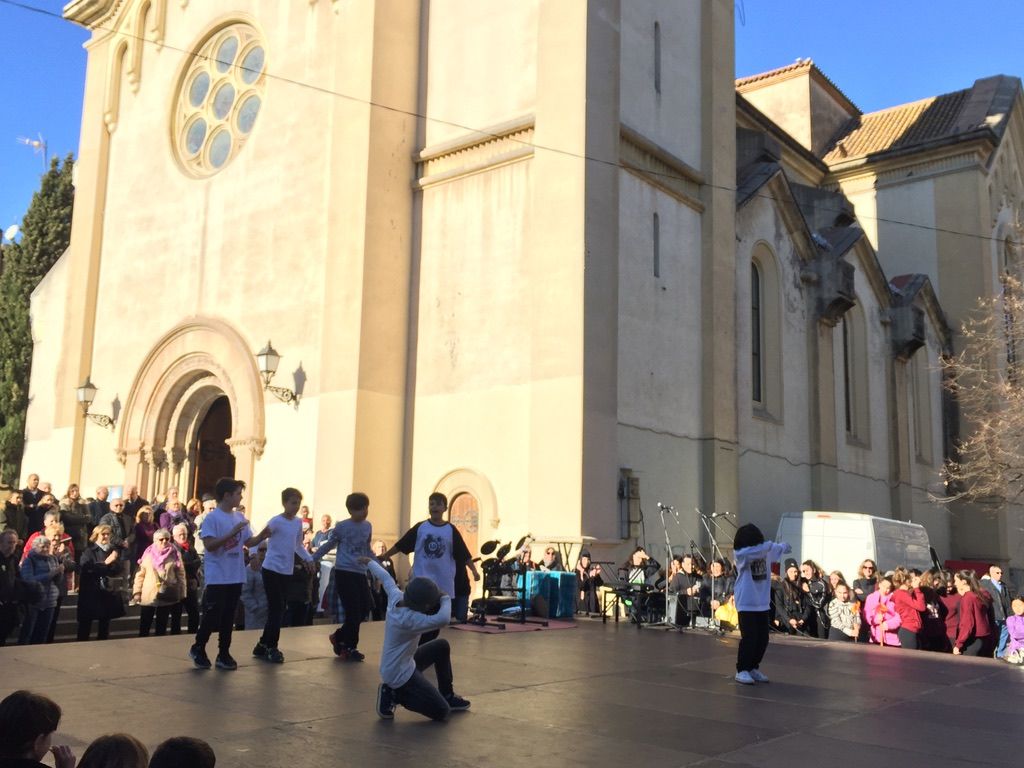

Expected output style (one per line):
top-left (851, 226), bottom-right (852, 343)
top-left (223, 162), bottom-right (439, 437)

top-left (940, 592), bottom-right (960, 638)
top-left (955, 590), bottom-right (993, 649)
top-left (893, 587), bottom-right (926, 634)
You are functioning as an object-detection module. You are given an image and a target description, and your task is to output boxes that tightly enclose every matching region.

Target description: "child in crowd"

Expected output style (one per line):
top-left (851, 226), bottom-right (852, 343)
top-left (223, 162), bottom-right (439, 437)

top-left (77, 734), bottom-right (148, 768)
top-left (362, 556), bottom-right (470, 721)
top-left (0, 690), bottom-right (75, 768)
top-left (189, 478), bottom-right (257, 671)
top-left (1005, 598), bottom-right (1024, 664)
top-left (248, 487), bottom-right (315, 662)
top-left (731, 523), bottom-right (791, 685)
top-left (825, 582), bottom-right (860, 641)
top-left (240, 542), bottom-right (269, 631)
top-left (149, 737), bottom-right (217, 768)
top-left (312, 492), bottom-right (373, 660)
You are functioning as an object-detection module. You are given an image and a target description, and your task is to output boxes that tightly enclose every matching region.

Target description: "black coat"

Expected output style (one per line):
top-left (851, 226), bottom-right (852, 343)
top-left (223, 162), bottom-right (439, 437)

top-left (2, 502), bottom-right (27, 541)
top-left (77, 543), bottom-right (126, 622)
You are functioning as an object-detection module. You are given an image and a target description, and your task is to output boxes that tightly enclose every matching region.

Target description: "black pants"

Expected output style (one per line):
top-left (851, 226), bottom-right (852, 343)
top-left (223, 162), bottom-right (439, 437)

top-left (140, 606), bottom-right (172, 636)
top-left (334, 570), bottom-right (371, 650)
top-left (77, 617), bottom-right (111, 641)
top-left (737, 610), bottom-right (771, 673)
top-left (393, 638), bottom-right (454, 721)
top-left (828, 626), bottom-right (854, 642)
top-left (897, 627), bottom-right (919, 650)
top-left (195, 583), bottom-right (242, 655)
top-left (45, 595), bottom-right (63, 644)
top-left (260, 568), bottom-right (290, 649)
top-left (0, 603), bottom-right (19, 646)
top-left (171, 593), bottom-right (199, 634)
top-left (960, 635), bottom-right (988, 656)
top-left (284, 600), bottom-right (311, 627)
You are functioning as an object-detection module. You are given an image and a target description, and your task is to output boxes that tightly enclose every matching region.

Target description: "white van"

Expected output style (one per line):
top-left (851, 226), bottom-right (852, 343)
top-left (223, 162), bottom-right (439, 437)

top-left (774, 511), bottom-right (933, 581)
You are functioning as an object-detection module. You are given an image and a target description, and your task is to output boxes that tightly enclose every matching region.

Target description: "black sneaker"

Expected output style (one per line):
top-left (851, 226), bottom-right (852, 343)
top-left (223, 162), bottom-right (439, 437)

top-left (252, 642), bottom-right (269, 658)
top-left (444, 693), bottom-right (470, 711)
top-left (376, 684), bottom-right (395, 719)
top-left (266, 648), bottom-right (285, 664)
top-left (347, 648), bottom-right (365, 662)
top-left (215, 653), bottom-right (238, 671)
top-left (329, 631), bottom-right (347, 657)
top-left (189, 645), bottom-right (212, 669)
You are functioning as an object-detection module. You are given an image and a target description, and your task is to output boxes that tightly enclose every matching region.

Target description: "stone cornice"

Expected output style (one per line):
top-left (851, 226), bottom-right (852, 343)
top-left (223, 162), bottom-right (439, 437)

top-left (64, 0), bottom-right (125, 28)
top-left (619, 123), bottom-right (704, 213)
top-left (415, 115), bottom-right (535, 190)
top-left (825, 142), bottom-right (993, 193)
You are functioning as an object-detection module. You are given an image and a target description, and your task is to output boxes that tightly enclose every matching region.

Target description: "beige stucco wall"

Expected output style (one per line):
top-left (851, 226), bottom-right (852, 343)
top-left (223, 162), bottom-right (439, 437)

top-left (21, 250), bottom-right (74, 487)
top-left (619, 0), bottom-right (701, 169)
top-left (735, 192), bottom-right (814, 535)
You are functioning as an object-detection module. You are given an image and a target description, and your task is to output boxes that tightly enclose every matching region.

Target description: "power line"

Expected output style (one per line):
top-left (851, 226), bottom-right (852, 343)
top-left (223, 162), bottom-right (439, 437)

top-left (1, 0), bottom-right (1018, 249)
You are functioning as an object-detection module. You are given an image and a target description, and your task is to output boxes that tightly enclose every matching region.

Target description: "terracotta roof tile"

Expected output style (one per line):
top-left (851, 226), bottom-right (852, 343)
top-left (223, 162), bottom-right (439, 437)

top-left (823, 89), bottom-right (971, 163)
top-left (735, 60), bottom-right (812, 89)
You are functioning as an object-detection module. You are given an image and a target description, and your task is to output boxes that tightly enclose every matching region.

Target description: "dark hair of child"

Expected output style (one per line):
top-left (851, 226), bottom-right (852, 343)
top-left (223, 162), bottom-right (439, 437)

top-left (345, 492), bottom-right (370, 511)
top-left (78, 734), bottom-right (149, 768)
top-left (214, 477), bottom-right (246, 502)
top-left (733, 523), bottom-right (764, 551)
top-left (281, 487), bottom-right (302, 504)
top-left (0, 690), bottom-right (62, 758)
top-left (428, 491), bottom-right (448, 507)
top-left (149, 737), bottom-right (216, 768)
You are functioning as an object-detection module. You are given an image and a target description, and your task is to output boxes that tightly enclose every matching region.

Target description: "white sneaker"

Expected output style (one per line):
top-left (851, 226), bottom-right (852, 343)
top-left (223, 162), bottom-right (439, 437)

top-left (749, 669), bottom-right (769, 683)
top-left (734, 670), bottom-right (755, 685)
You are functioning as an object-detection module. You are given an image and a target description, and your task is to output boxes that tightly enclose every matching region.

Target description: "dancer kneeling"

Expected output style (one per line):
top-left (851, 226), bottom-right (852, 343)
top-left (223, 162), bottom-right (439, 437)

top-left (361, 556), bottom-right (470, 721)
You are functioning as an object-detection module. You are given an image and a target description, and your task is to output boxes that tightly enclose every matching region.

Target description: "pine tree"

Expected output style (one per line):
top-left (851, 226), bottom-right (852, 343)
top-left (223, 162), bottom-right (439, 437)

top-left (0, 154), bottom-right (75, 485)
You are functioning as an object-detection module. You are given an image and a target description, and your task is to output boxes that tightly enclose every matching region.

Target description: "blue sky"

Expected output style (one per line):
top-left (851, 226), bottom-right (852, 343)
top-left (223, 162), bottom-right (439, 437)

top-left (1, 0), bottom-right (1023, 234)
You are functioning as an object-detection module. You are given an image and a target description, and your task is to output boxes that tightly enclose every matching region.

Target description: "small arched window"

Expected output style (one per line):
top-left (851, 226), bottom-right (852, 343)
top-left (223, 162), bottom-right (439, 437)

top-left (751, 262), bottom-right (763, 403)
top-left (653, 21), bottom-right (662, 95)
top-left (750, 244), bottom-right (782, 419)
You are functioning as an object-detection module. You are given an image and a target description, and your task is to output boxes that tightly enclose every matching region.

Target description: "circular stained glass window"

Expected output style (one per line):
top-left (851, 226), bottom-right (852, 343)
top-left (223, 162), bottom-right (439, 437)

top-left (172, 23), bottom-right (266, 177)
top-left (237, 95), bottom-right (260, 134)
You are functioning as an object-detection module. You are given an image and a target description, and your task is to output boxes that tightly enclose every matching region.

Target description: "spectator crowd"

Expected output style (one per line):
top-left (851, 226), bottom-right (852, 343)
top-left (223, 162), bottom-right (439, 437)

top-left (0, 473), bottom-right (399, 647)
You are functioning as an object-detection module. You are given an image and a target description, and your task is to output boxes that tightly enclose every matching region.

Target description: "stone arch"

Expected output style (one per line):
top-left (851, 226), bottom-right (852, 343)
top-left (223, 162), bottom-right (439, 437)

top-left (433, 468), bottom-right (499, 531)
top-left (117, 317), bottom-right (265, 502)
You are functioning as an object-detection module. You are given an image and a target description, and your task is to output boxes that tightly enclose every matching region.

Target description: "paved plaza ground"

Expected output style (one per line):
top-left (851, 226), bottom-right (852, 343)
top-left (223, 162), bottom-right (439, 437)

top-left (1, 619), bottom-right (1019, 767)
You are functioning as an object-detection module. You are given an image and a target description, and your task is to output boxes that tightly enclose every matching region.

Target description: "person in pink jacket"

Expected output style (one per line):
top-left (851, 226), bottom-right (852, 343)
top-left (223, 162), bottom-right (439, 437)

top-left (864, 575), bottom-right (901, 646)
top-left (1005, 598), bottom-right (1024, 663)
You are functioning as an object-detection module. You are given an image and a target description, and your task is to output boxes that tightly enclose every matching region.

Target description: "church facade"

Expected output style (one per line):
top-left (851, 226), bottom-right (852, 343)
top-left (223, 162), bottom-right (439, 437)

top-left (21, 1), bottom-right (1024, 569)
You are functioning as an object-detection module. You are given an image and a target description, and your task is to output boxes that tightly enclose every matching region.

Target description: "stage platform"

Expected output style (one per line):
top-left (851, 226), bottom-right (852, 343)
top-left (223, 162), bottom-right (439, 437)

top-left (1, 620), bottom-right (1019, 768)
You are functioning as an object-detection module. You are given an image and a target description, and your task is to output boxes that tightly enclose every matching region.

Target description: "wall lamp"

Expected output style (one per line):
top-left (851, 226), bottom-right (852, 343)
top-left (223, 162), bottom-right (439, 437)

top-left (255, 340), bottom-right (299, 406)
top-left (76, 377), bottom-right (115, 429)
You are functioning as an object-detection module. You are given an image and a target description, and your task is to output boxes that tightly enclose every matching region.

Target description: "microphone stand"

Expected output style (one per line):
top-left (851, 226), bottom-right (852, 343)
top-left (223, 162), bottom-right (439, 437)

top-left (646, 503), bottom-right (682, 630)
top-left (695, 508), bottom-right (728, 634)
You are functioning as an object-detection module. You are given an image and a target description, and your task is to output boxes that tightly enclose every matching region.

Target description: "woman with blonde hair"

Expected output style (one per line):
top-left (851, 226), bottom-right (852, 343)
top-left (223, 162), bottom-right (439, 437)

top-left (133, 528), bottom-right (186, 637)
top-left (77, 525), bottom-right (126, 641)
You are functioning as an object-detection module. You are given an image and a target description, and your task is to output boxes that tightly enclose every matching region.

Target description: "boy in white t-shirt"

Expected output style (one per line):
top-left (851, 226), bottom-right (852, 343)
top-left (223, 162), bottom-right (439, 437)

top-left (362, 557), bottom-right (470, 721)
top-left (248, 487), bottom-right (315, 663)
top-left (189, 478), bottom-right (259, 671)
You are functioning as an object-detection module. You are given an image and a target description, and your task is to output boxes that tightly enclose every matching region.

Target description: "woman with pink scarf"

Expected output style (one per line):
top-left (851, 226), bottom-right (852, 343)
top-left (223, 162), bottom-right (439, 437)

top-left (132, 528), bottom-right (186, 637)
top-left (864, 575), bottom-right (902, 646)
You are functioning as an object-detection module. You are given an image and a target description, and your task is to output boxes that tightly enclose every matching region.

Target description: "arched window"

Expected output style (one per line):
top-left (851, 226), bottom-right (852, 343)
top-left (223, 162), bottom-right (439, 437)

top-left (653, 21), bottom-right (662, 95)
top-left (840, 302), bottom-right (870, 444)
top-left (911, 349), bottom-right (934, 464)
top-left (750, 244), bottom-right (782, 419)
top-left (751, 262), bottom-right (763, 403)
top-left (652, 212), bottom-right (660, 278)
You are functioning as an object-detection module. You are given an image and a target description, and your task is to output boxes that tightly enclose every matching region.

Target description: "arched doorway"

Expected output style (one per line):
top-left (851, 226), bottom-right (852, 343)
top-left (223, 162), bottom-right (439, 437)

top-left (448, 492), bottom-right (480, 558)
top-left (118, 318), bottom-right (265, 503)
top-left (191, 396), bottom-right (235, 499)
